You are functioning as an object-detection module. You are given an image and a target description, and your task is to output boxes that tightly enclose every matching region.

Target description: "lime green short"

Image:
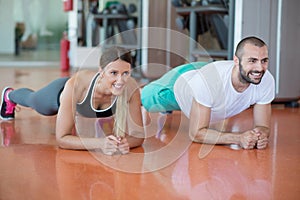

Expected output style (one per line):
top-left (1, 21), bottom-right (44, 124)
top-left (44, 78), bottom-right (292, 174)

top-left (141, 62), bottom-right (207, 112)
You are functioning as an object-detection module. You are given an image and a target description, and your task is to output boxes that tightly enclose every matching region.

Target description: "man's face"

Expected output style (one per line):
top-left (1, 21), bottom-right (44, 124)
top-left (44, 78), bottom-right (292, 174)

top-left (238, 43), bottom-right (269, 85)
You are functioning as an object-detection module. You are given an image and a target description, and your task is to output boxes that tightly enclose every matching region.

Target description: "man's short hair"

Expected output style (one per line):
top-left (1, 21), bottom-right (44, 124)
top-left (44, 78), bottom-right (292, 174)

top-left (235, 36), bottom-right (267, 58)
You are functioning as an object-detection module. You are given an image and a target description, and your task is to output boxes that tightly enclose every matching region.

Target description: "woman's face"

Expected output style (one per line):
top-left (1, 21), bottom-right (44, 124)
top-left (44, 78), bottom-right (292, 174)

top-left (100, 59), bottom-right (131, 96)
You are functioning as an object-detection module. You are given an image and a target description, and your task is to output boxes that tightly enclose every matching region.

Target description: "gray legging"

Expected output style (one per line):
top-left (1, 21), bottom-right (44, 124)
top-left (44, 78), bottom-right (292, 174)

top-left (9, 77), bottom-right (69, 116)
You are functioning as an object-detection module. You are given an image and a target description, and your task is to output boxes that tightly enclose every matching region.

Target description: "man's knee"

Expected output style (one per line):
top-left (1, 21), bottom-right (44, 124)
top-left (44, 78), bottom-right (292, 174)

top-left (141, 84), bottom-right (179, 112)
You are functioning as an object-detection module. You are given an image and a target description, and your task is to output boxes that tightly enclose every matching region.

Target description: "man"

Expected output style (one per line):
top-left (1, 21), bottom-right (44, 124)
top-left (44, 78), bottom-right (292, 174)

top-left (141, 36), bottom-right (275, 149)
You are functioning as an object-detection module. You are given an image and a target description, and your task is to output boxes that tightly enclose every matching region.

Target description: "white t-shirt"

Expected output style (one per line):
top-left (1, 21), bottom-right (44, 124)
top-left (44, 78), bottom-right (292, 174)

top-left (173, 61), bottom-right (275, 122)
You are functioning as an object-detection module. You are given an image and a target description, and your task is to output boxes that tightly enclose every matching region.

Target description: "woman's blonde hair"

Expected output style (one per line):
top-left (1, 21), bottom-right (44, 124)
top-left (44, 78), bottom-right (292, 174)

top-left (100, 46), bottom-right (133, 138)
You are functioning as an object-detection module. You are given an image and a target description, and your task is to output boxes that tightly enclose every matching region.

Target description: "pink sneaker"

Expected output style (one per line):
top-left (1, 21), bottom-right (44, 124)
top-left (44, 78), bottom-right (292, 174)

top-left (0, 87), bottom-right (16, 120)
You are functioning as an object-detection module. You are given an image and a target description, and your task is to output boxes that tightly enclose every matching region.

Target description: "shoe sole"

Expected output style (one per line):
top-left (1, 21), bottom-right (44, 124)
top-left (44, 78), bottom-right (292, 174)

top-left (0, 86), bottom-right (14, 121)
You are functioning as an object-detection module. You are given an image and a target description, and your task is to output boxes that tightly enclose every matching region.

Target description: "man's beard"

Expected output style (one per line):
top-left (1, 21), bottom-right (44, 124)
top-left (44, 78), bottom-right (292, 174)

top-left (239, 63), bottom-right (265, 85)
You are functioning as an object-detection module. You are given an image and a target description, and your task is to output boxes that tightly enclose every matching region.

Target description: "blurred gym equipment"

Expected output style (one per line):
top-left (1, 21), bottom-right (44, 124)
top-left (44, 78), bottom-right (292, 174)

top-left (172, 0), bottom-right (232, 60)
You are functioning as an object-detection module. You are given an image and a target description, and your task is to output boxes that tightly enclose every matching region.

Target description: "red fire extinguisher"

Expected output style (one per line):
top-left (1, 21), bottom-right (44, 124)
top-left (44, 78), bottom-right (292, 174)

top-left (63, 0), bottom-right (73, 12)
top-left (60, 32), bottom-right (70, 71)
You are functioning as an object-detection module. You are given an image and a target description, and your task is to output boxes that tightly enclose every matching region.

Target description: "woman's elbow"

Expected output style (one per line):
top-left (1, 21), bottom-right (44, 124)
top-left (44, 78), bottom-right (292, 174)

top-left (56, 138), bottom-right (66, 149)
top-left (56, 135), bottom-right (69, 149)
top-left (137, 138), bottom-right (145, 146)
top-left (129, 138), bottom-right (144, 149)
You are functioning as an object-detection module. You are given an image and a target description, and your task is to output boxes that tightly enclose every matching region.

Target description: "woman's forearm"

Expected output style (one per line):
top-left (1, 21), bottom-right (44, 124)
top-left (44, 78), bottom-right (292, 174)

top-left (57, 135), bottom-right (104, 150)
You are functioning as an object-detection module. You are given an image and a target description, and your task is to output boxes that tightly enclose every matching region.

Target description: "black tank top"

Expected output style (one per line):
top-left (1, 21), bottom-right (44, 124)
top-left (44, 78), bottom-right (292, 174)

top-left (76, 73), bottom-right (117, 118)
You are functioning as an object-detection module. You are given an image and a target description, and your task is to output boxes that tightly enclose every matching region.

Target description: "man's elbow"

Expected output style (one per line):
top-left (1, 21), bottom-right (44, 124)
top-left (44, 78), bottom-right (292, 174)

top-left (189, 130), bottom-right (205, 143)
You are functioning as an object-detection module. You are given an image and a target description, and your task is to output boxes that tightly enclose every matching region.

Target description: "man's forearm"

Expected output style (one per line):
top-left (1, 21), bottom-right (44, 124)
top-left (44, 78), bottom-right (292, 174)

top-left (254, 125), bottom-right (270, 132)
top-left (190, 128), bottom-right (241, 145)
top-left (191, 127), bottom-right (263, 149)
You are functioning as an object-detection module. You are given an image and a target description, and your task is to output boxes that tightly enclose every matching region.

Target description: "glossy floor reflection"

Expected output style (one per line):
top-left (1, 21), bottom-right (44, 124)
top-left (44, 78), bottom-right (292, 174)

top-left (0, 67), bottom-right (299, 200)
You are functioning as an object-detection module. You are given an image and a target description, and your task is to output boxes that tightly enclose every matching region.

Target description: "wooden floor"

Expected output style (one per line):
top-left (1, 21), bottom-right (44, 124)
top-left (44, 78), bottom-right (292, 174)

top-left (0, 67), bottom-right (299, 200)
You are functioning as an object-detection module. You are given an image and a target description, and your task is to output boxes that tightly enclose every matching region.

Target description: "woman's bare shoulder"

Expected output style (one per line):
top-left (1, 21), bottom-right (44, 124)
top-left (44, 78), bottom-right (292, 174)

top-left (63, 70), bottom-right (98, 97)
top-left (67, 70), bottom-right (97, 85)
top-left (126, 77), bottom-right (142, 101)
top-left (73, 70), bottom-right (96, 79)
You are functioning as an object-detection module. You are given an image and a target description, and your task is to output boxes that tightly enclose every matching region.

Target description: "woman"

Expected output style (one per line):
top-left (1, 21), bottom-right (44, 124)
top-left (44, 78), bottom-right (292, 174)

top-left (0, 46), bottom-right (145, 155)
